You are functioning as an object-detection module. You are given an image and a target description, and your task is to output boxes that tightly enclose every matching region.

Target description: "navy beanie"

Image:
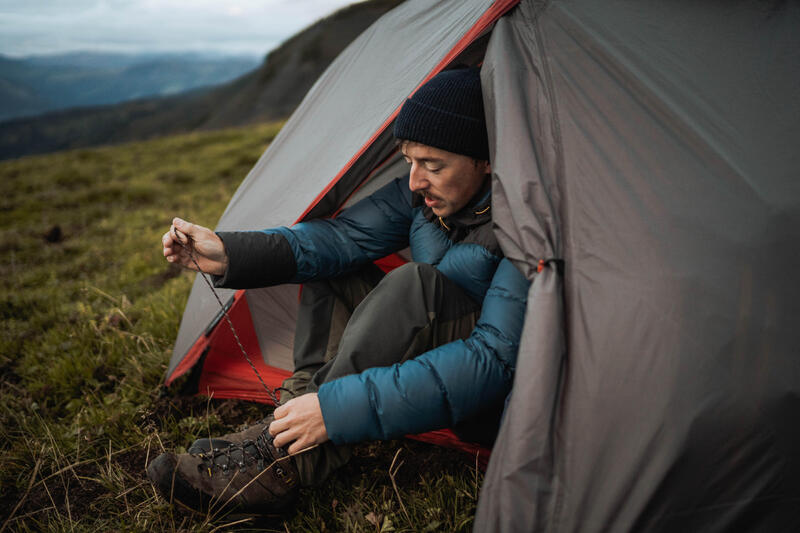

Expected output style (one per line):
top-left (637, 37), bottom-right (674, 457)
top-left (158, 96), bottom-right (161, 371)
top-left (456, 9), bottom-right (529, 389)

top-left (393, 67), bottom-right (489, 161)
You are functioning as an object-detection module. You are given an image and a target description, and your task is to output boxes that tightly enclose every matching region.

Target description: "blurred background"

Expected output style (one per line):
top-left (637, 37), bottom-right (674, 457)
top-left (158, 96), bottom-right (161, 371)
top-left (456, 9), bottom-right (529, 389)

top-left (0, 0), bottom-right (401, 159)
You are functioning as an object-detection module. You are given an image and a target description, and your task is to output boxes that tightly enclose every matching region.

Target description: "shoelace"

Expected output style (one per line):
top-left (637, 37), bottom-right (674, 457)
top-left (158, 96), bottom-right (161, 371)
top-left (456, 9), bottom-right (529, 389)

top-left (196, 427), bottom-right (286, 477)
top-left (173, 227), bottom-right (318, 464)
top-left (172, 227), bottom-right (281, 405)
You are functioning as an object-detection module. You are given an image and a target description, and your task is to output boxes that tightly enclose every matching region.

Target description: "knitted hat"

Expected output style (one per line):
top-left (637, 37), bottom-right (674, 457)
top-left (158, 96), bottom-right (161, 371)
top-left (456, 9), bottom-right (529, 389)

top-left (393, 67), bottom-right (489, 160)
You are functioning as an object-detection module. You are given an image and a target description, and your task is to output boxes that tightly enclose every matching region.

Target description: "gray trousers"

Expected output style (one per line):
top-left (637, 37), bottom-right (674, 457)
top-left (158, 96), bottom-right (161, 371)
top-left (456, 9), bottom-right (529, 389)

top-left (281, 262), bottom-right (490, 486)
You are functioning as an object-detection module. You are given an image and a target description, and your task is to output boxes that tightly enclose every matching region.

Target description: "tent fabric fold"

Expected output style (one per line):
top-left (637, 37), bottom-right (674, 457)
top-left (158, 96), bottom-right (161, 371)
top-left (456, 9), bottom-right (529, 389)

top-left (476, 1), bottom-right (800, 530)
top-left (475, 3), bottom-right (567, 528)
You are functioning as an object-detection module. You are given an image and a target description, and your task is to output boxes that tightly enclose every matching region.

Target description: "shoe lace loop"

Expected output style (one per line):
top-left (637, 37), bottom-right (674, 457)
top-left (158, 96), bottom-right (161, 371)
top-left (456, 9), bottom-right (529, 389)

top-left (195, 428), bottom-right (284, 474)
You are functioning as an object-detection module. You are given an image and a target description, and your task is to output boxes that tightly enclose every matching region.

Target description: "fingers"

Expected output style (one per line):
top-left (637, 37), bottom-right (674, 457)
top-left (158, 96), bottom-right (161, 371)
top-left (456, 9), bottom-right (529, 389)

top-left (162, 229), bottom-right (180, 260)
top-left (288, 438), bottom-right (310, 455)
top-left (273, 425), bottom-right (299, 450)
top-left (272, 424), bottom-right (313, 454)
top-left (172, 216), bottom-right (192, 235)
top-left (162, 218), bottom-right (188, 252)
top-left (173, 217), bottom-right (207, 243)
top-left (269, 401), bottom-right (303, 450)
top-left (269, 416), bottom-right (296, 449)
top-left (162, 218), bottom-right (200, 271)
top-left (268, 394), bottom-right (328, 453)
top-left (162, 227), bottom-right (184, 258)
top-left (269, 413), bottom-right (287, 436)
top-left (170, 218), bottom-right (191, 248)
top-left (162, 231), bottom-right (172, 254)
top-left (273, 403), bottom-right (288, 420)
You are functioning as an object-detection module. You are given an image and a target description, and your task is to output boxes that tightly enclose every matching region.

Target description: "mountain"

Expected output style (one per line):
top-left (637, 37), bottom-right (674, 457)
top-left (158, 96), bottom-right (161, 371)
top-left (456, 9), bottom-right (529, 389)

top-left (0, 52), bottom-right (260, 122)
top-left (0, 0), bottom-right (402, 160)
top-left (23, 51), bottom-right (244, 69)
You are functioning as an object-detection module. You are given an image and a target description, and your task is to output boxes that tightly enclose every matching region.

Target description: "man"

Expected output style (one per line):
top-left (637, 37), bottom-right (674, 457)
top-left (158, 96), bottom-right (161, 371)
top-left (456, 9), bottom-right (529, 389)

top-left (147, 67), bottom-right (530, 516)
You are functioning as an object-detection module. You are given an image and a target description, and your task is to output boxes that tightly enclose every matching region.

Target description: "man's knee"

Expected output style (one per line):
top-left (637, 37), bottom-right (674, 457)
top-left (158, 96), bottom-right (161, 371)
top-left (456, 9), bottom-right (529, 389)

top-left (378, 262), bottom-right (480, 323)
top-left (300, 265), bottom-right (384, 310)
top-left (380, 261), bottom-right (439, 291)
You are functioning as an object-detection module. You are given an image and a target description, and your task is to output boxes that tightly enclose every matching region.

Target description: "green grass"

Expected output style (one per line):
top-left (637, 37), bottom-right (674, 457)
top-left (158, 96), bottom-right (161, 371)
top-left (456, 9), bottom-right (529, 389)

top-left (0, 124), bottom-right (483, 531)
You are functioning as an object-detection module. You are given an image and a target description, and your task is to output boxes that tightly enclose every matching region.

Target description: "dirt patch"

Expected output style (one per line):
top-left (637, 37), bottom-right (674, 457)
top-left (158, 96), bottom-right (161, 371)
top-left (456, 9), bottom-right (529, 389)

top-left (3, 447), bottom-right (159, 528)
top-left (141, 262), bottom-right (183, 289)
top-left (14, 458), bottom-right (106, 524)
top-left (349, 439), bottom-right (479, 487)
top-left (43, 225), bottom-right (63, 243)
top-left (115, 447), bottom-right (150, 478)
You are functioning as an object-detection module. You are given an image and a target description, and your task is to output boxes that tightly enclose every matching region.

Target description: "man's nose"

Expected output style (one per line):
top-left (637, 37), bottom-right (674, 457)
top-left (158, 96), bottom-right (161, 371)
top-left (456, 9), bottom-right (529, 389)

top-left (408, 164), bottom-right (427, 192)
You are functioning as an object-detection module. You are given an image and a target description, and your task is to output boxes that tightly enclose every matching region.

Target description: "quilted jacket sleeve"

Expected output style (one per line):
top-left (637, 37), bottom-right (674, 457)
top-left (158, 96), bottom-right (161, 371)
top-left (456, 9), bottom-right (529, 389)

top-left (317, 258), bottom-right (531, 444)
top-left (213, 176), bottom-right (414, 288)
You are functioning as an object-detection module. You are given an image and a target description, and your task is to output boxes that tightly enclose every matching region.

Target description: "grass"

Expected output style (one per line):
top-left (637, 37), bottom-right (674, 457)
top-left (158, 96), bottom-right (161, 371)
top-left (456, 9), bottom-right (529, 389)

top-left (0, 123), bottom-right (483, 531)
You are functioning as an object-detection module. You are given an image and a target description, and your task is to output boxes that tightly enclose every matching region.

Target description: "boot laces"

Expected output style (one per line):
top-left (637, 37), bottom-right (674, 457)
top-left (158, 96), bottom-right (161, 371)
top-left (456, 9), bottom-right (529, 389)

top-left (195, 427), bottom-right (286, 476)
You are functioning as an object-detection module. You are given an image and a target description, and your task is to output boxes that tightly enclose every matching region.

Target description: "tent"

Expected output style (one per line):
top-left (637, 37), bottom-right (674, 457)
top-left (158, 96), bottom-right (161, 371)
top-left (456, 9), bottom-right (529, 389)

top-left (164, 0), bottom-right (800, 529)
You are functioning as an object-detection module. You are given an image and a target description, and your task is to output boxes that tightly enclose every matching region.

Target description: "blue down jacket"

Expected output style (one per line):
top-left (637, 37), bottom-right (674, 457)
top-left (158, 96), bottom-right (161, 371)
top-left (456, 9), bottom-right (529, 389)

top-left (218, 174), bottom-right (530, 445)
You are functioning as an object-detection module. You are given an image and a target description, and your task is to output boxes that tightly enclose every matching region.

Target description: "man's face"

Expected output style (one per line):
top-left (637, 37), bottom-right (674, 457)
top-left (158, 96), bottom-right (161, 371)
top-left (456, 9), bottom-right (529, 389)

top-left (401, 142), bottom-right (491, 218)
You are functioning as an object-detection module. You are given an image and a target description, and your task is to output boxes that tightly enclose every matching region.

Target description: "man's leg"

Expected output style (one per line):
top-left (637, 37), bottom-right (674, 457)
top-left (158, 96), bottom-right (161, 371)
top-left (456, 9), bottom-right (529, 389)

top-left (280, 264), bottom-right (385, 401)
top-left (293, 262), bottom-right (481, 486)
top-left (188, 264), bottom-right (385, 453)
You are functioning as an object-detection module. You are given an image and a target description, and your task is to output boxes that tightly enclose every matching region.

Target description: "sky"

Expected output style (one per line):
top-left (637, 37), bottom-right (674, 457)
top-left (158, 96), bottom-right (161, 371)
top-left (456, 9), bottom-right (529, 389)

top-left (0, 0), bottom-right (359, 58)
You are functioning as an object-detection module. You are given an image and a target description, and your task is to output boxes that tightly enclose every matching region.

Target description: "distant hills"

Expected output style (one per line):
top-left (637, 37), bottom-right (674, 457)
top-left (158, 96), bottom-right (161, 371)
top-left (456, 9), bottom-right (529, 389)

top-left (0, 52), bottom-right (260, 122)
top-left (0, 0), bottom-right (402, 160)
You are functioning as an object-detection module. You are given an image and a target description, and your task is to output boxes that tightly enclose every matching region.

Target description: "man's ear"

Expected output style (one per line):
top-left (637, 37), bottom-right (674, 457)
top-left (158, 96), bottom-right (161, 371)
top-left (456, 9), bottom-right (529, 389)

top-left (485, 160), bottom-right (492, 174)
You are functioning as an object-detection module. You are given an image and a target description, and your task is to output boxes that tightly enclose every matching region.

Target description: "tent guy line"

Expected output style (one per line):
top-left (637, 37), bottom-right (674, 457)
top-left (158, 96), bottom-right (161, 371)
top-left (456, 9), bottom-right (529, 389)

top-left (172, 225), bottom-right (281, 406)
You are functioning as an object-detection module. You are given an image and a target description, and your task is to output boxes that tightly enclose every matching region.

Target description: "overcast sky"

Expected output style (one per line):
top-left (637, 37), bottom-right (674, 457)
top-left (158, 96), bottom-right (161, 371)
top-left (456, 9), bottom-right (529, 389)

top-left (0, 0), bottom-right (359, 58)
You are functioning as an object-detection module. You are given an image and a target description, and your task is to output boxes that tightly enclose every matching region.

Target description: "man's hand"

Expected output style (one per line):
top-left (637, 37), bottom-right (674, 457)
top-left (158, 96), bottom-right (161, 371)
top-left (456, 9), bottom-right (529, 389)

top-left (161, 217), bottom-right (229, 275)
top-left (269, 393), bottom-right (329, 454)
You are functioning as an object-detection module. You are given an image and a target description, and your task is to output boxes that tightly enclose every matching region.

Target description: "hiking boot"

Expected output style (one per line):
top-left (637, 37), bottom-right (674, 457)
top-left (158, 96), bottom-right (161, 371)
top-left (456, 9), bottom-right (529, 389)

top-left (147, 426), bottom-right (299, 516)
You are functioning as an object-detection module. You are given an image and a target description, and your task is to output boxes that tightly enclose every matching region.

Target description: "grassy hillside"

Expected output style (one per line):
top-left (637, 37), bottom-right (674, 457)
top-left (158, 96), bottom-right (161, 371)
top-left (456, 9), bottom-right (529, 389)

top-left (0, 0), bottom-right (402, 161)
top-left (0, 124), bottom-right (482, 531)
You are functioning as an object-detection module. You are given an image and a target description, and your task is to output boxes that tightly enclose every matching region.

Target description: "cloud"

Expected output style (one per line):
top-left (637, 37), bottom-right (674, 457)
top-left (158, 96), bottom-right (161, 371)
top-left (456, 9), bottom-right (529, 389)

top-left (0, 0), bottom-right (358, 57)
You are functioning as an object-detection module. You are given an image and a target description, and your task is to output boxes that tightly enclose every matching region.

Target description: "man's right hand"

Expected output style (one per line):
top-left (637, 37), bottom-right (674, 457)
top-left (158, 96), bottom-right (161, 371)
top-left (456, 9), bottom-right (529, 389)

top-left (162, 217), bottom-right (229, 276)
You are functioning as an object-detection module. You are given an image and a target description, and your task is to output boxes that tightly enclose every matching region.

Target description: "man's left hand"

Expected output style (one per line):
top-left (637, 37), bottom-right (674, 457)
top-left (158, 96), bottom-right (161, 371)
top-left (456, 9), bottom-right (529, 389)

top-left (269, 393), bottom-right (329, 454)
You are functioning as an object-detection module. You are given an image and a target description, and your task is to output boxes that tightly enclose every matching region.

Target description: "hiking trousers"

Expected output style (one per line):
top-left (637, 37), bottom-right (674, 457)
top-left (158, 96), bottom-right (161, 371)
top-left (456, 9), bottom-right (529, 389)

top-left (280, 261), bottom-right (487, 486)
